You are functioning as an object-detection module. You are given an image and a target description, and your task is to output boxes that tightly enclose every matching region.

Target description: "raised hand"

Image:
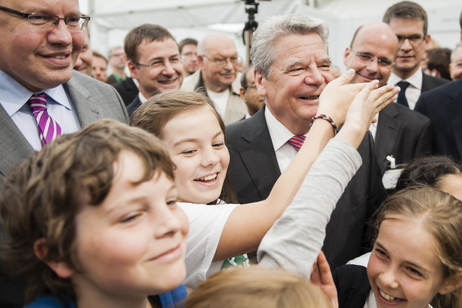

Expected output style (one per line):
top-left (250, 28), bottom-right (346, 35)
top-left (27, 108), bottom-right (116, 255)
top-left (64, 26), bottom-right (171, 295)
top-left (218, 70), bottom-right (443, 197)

top-left (344, 80), bottom-right (399, 133)
top-left (317, 69), bottom-right (366, 127)
top-left (311, 251), bottom-right (338, 308)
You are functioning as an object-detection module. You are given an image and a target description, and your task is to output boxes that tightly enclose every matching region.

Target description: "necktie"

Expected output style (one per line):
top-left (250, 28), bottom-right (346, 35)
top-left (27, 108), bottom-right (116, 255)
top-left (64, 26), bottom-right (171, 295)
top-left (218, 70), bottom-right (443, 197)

top-left (27, 93), bottom-right (63, 146)
top-left (288, 135), bottom-right (306, 151)
top-left (396, 81), bottom-right (410, 108)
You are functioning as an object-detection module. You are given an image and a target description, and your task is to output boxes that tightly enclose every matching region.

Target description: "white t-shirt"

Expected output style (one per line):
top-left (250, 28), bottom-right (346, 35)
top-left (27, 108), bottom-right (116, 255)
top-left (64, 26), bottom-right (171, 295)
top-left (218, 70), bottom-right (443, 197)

top-left (206, 88), bottom-right (229, 120)
top-left (178, 202), bottom-right (239, 288)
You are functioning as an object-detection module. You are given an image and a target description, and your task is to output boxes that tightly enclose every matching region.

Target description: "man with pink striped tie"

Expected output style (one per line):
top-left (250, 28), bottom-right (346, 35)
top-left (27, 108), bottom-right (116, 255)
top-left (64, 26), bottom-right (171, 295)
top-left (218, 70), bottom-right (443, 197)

top-left (0, 0), bottom-right (128, 306)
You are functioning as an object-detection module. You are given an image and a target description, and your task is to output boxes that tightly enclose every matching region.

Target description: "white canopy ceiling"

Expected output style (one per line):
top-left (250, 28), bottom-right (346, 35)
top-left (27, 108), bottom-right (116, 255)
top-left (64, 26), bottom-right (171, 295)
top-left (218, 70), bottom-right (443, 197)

top-left (83, 0), bottom-right (462, 69)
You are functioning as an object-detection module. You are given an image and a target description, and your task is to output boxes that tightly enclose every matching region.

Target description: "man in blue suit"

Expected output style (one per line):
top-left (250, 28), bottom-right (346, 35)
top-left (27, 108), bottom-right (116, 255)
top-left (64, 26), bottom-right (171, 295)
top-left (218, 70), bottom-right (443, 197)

top-left (0, 0), bottom-right (128, 306)
top-left (415, 10), bottom-right (462, 160)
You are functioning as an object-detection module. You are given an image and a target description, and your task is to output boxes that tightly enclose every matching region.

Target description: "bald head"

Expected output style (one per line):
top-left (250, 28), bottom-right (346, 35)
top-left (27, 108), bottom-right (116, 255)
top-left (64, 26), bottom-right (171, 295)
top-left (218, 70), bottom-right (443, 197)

top-left (197, 33), bottom-right (239, 92)
top-left (344, 22), bottom-right (398, 86)
top-left (198, 33), bottom-right (235, 55)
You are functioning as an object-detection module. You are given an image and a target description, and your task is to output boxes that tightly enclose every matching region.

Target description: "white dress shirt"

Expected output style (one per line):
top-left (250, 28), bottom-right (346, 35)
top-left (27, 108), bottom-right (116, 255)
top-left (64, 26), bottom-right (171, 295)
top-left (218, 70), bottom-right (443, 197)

top-left (388, 68), bottom-right (423, 110)
top-left (265, 107), bottom-right (306, 172)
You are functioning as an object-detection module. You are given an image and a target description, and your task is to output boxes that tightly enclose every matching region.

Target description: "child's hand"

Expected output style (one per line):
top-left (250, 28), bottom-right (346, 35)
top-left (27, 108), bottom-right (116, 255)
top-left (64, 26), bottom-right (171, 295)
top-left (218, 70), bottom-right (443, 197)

top-left (317, 69), bottom-right (366, 127)
top-left (344, 80), bottom-right (400, 134)
top-left (310, 251), bottom-right (338, 308)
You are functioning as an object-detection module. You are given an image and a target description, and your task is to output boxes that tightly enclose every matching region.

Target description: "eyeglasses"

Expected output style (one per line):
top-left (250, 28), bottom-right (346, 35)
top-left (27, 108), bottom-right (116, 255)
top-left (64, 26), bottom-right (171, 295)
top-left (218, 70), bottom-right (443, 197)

top-left (181, 52), bottom-right (197, 60)
top-left (246, 84), bottom-right (257, 89)
top-left (353, 51), bottom-right (393, 68)
top-left (0, 6), bottom-right (90, 31)
top-left (396, 34), bottom-right (424, 46)
top-left (203, 55), bottom-right (242, 67)
top-left (135, 56), bottom-right (181, 70)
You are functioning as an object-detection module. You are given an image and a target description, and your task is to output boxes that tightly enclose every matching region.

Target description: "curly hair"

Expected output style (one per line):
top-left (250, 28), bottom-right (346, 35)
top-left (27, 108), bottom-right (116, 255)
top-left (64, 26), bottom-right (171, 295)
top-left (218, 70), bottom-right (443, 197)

top-left (0, 120), bottom-right (175, 303)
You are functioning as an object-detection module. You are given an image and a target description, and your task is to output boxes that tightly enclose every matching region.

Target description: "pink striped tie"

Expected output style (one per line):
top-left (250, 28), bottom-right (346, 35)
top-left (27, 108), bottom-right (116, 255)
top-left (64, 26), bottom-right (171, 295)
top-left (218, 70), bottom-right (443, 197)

top-left (288, 135), bottom-right (306, 151)
top-left (27, 93), bottom-right (63, 146)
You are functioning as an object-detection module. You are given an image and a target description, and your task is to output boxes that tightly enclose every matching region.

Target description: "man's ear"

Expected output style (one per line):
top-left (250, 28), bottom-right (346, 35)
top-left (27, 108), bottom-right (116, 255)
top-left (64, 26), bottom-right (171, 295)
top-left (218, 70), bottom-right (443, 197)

top-left (197, 55), bottom-right (205, 69)
top-left (254, 70), bottom-right (267, 98)
top-left (424, 34), bottom-right (431, 46)
top-left (343, 47), bottom-right (351, 67)
top-left (239, 87), bottom-right (246, 101)
top-left (438, 273), bottom-right (462, 295)
top-left (127, 61), bottom-right (138, 79)
top-left (34, 238), bottom-right (74, 279)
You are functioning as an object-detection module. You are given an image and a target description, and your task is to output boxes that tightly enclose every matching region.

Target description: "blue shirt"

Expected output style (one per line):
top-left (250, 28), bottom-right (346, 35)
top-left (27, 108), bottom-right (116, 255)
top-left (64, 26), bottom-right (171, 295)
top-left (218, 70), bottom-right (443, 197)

top-left (23, 285), bottom-right (188, 308)
top-left (0, 70), bottom-right (80, 151)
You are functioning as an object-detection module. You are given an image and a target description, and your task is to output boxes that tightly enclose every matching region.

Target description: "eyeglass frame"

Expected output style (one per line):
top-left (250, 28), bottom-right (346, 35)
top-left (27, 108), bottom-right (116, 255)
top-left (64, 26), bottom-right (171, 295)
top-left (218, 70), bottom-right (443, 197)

top-left (396, 34), bottom-right (425, 46)
top-left (0, 5), bottom-right (90, 31)
top-left (351, 49), bottom-right (394, 68)
top-left (202, 55), bottom-right (242, 67)
top-left (134, 56), bottom-right (182, 70)
top-left (181, 52), bottom-right (198, 60)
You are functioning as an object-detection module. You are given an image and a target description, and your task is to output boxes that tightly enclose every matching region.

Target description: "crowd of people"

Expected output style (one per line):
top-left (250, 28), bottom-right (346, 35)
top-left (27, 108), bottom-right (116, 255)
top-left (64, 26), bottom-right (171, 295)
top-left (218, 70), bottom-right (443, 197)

top-left (1, 0), bottom-right (462, 307)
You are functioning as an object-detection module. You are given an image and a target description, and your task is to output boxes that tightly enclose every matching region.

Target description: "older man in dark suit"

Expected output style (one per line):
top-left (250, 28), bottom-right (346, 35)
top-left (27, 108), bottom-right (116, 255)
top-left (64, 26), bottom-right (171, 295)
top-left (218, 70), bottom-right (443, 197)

top-left (0, 0), bottom-right (127, 306)
top-left (226, 14), bottom-right (387, 270)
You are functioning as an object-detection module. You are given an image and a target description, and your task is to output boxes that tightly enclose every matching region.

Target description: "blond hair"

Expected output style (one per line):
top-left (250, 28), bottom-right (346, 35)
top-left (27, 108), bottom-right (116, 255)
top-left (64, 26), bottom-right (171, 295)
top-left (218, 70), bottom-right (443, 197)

top-left (186, 266), bottom-right (330, 308)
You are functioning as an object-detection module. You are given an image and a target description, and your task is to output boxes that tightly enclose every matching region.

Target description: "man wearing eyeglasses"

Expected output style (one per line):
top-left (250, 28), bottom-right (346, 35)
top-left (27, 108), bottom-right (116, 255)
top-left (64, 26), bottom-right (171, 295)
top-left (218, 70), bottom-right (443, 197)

top-left (125, 24), bottom-right (184, 116)
top-left (240, 65), bottom-right (264, 119)
top-left (383, 1), bottom-right (449, 110)
top-left (179, 38), bottom-right (199, 77)
top-left (0, 0), bottom-right (128, 306)
top-left (181, 33), bottom-right (246, 125)
top-left (343, 21), bottom-right (432, 178)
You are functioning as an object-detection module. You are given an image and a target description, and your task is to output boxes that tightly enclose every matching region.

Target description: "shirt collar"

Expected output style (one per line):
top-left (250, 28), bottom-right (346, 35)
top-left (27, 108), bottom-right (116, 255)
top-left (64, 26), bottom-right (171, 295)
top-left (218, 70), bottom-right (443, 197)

top-left (0, 70), bottom-right (71, 116)
top-left (265, 107), bottom-right (299, 152)
top-left (388, 68), bottom-right (422, 90)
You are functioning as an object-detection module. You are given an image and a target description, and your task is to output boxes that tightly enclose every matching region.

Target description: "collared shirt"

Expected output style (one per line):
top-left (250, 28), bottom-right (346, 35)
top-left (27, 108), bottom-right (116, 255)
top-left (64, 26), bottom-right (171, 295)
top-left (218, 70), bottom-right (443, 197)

top-left (388, 68), bottom-right (423, 110)
top-left (137, 91), bottom-right (148, 104)
top-left (368, 113), bottom-right (379, 139)
top-left (0, 70), bottom-right (80, 151)
top-left (265, 107), bottom-right (305, 173)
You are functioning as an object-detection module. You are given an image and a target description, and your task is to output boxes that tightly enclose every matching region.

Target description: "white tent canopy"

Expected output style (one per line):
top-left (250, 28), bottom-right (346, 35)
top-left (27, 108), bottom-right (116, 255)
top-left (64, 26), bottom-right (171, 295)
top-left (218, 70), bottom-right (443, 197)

top-left (83, 0), bottom-right (462, 69)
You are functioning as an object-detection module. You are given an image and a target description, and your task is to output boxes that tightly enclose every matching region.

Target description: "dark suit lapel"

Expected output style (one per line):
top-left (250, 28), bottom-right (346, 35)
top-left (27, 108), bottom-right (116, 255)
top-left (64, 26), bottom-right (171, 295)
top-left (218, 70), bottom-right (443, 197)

top-left (375, 104), bottom-right (401, 174)
top-left (237, 108), bottom-right (281, 199)
top-left (0, 105), bottom-right (34, 180)
top-left (421, 72), bottom-right (433, 93)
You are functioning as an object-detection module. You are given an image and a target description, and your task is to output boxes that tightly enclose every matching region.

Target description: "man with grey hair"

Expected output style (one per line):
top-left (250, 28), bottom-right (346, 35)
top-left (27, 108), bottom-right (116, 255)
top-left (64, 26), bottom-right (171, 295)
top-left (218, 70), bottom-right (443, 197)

top-left (181, 33), bottom-right (246, 124)
top-left (226, 14), bottom-right (387, 269)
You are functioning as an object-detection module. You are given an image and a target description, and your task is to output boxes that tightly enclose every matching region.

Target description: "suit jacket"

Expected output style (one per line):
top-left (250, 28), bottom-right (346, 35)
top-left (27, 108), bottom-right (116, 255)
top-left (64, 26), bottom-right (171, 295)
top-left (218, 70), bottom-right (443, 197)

top-left (126, 95), bottom-right (141, 118)
top-left (181, 70), bottom-right (247, 125)
top-left (333, 265), bottom-right (371, 308)
top-left (113, 77), bottom-right (139, 106)
top-left (421, 72), bottom-right (450, 93)
top-left (375, 103), bottom-right (432, 175)
top-left (226, 107), bottom-right (388, 269)
top-left (0, 71), bottom-right (129, 307)
top-left (415, 78), bottom-right (462, 160)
